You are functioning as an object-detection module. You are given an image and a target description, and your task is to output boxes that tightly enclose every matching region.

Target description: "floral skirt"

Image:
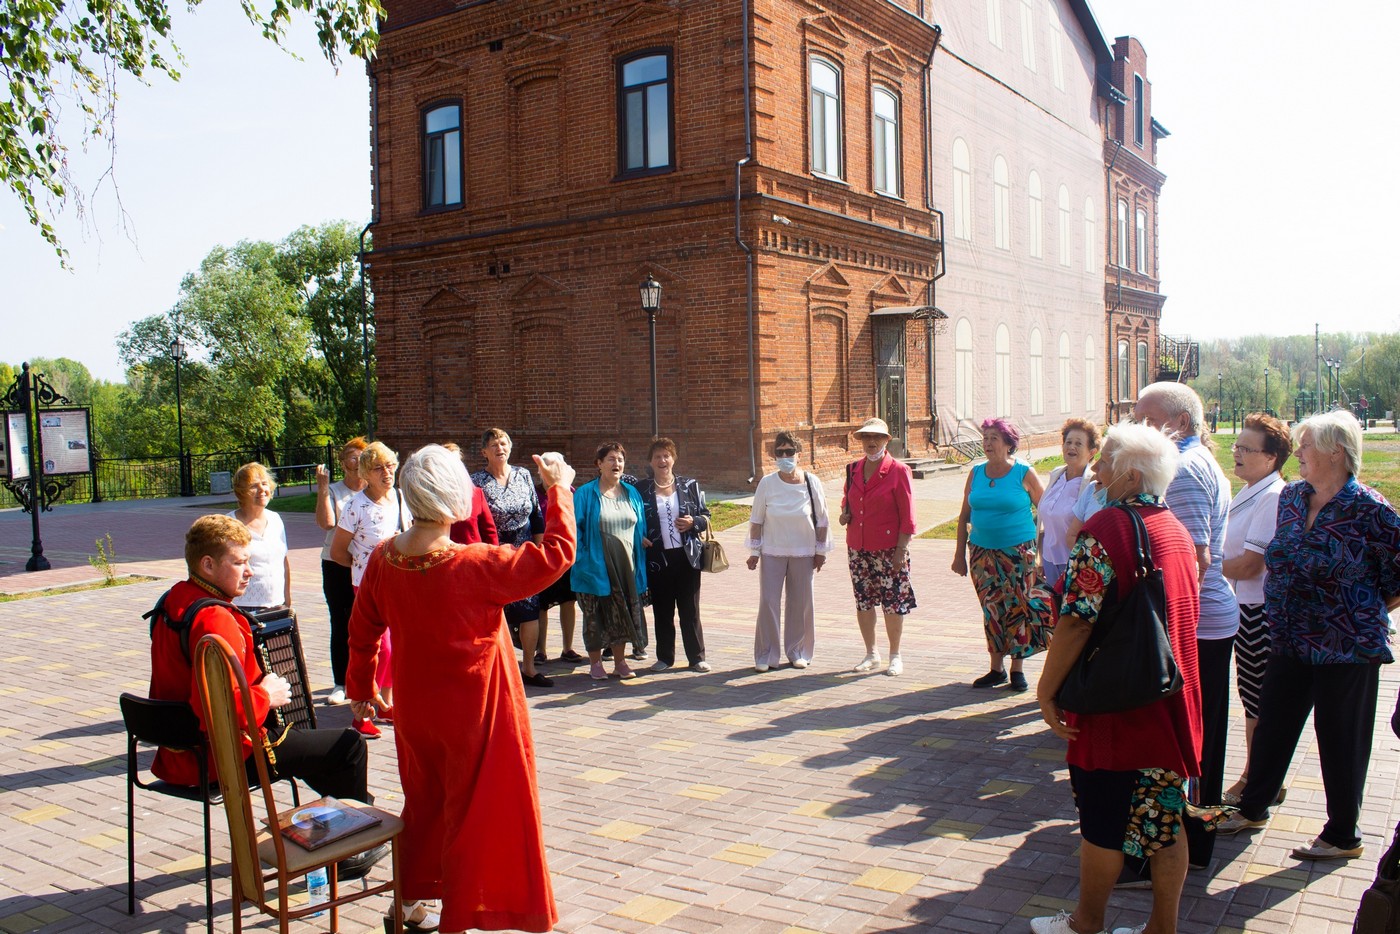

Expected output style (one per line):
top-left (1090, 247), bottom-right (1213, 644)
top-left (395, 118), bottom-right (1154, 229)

top-left (968, 542), bottom-right (1053, 658)
top-left (847, 548), bottom-right (917, 615)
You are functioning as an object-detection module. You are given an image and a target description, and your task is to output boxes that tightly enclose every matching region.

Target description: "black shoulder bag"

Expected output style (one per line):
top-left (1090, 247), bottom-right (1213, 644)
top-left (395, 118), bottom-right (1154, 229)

top-left (1055, 504), bottom-right (1183, 715)
top-left (1355, 821), bottom-right (1400, 933)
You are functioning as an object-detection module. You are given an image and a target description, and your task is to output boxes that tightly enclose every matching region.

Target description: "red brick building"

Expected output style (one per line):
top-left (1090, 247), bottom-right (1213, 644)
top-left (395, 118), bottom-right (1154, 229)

top-left (364, 0), bottom-right (1176, 485)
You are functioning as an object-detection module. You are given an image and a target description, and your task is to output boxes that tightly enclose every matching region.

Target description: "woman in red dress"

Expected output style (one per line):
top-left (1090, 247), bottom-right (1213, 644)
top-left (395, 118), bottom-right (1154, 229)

top-left (348, 445), bottom-right (575, 933)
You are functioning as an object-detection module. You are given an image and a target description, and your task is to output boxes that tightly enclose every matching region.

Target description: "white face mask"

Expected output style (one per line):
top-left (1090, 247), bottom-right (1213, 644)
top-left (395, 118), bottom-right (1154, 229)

top-left (776, 456), bottom-right (797, 473)
top-left (866, 446), bottom-right (887, 462)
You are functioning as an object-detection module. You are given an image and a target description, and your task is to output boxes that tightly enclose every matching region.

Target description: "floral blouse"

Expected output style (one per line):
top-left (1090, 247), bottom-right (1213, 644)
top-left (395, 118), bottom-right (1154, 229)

top-left (471, 466), bottom-right (544, 547)
top-left (1059, 493), bottom-right (1160, 623)
top-left (1263, 477), bottom-right (1400, 665)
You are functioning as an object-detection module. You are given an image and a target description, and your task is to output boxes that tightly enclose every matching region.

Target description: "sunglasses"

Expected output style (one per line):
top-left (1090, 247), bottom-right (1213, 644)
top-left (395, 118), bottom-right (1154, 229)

top-left (775, 448), bottom-right (798, 457)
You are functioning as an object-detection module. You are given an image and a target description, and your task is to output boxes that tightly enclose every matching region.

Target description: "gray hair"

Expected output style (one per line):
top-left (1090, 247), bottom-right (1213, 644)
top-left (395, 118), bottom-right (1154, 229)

top-left (1138, 381), bottom-right (1206, 438)
top-left (399, 444), bottom-right (475, 524)
top-left (1102, 422), bottom-right (1180, 498)
top-left (1294, 410), bottom-right (1363, 477)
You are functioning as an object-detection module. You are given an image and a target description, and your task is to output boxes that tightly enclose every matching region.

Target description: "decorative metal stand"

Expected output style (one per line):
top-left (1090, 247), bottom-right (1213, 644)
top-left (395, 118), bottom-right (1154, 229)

top-left (3, 363), bottom-right (78, 571)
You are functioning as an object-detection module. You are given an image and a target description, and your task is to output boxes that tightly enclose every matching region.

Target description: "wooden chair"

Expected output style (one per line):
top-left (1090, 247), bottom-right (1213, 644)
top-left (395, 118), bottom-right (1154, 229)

top-left (120, 693), bottom-right (217, 934)
top-left (193, 633), bottom-right (405, 933)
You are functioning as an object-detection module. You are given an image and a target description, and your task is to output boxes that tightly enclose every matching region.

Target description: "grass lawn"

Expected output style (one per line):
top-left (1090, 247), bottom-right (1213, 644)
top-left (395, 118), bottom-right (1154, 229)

top-left (0, 575), bottom-right (159, 603)
top-left (707, 500), bottom-right (752, 532)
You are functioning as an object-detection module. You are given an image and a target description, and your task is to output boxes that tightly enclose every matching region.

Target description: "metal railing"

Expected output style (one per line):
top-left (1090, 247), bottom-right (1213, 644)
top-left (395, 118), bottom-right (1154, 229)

top-left (0, 442), bottom-right (343, 510)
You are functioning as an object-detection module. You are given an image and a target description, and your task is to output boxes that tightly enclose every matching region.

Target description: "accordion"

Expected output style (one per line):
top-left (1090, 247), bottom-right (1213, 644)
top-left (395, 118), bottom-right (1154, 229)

top-left (247, 607), bottom-right (318, 733)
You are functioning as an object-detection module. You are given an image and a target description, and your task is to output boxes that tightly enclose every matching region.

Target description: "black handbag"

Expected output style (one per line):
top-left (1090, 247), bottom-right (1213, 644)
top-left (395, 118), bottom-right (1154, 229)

top-left (1356, 821), bottom-right (1400, 933)
top-left (1056, 504), bottom-right (1183, 715)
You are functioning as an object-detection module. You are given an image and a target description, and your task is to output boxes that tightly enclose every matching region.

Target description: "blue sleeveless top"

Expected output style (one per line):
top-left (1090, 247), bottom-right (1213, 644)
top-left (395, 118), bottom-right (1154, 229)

top-left (968, 461), bottom-right (1036, 551)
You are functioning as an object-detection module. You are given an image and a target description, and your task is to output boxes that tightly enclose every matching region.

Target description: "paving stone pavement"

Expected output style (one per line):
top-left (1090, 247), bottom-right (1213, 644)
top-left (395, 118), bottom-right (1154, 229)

top-left (1, 487), bottom-right (1398, 933)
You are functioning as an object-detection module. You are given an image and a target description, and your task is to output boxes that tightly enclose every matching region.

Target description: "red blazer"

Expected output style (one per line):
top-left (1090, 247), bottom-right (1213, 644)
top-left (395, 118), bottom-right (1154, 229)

top-left (148, 580), bottom-right (271, 786)
top-left (450, 486), bottom-right (499, 545)
top-left (841, 454), bottom-right (916, 551)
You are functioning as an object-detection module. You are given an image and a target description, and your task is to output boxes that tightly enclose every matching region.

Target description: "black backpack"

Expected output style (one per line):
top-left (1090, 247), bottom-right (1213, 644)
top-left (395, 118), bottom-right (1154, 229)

top-left (1356, 822), bottom-right (1400, 933)
top-left (144, 591), bottom-right (253, 663)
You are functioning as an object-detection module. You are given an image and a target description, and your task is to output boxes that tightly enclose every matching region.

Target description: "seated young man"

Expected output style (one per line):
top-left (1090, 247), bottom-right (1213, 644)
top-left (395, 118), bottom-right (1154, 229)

top-left (149, 514), bottom-right (386, 879)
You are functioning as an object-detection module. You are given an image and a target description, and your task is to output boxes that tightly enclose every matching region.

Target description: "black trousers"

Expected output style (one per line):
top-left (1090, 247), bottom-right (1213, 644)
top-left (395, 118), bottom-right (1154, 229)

top-left (1239, 654), bottom-right (1379, 850)
top-left (321, 560), bottom-right (355, 686)
top-left (250, 722), bottom-right (372, 804)
top-left (650, 547), bottom-right (705, 666)
top-left (1183, 635), bottom-right (1235, 865)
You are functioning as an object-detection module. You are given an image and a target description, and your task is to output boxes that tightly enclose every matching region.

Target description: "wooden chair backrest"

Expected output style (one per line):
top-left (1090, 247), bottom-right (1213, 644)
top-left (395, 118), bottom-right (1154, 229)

top-left (194, 634), bottom-right (289, 905)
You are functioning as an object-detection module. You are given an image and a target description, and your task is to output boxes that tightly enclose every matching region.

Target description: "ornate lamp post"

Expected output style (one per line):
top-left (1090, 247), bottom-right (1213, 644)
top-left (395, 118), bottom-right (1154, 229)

top-left (639, 274), bottom-right (662, 439)
top-left (170, 336), bottom-right (192, 497)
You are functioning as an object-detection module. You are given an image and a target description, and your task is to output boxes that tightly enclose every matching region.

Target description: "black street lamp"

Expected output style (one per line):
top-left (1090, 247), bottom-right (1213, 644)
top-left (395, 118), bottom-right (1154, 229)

top-left (170, 336), bottom-right (192, 497)
top-left (1264, 367), bottom-right (1269, 416)
top-left (639, 274), bottom-right (662, 439)
top-left (1217, 372), bottom-right (1223, 432)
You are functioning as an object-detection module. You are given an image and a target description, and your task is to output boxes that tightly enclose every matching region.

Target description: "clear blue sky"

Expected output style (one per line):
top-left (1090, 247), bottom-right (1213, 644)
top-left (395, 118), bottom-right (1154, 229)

top-left (3, 0), bottom-right (1395, 383)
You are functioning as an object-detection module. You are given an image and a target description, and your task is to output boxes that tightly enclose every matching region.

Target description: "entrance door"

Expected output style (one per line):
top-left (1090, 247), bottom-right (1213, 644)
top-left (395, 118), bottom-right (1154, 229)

top-left (874, 318), bottom-right (907, 458)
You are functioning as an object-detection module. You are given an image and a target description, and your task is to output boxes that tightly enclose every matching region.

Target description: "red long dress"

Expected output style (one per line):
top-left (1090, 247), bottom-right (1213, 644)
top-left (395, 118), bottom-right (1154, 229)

top-left (347, 487), bottom-right (574, 933)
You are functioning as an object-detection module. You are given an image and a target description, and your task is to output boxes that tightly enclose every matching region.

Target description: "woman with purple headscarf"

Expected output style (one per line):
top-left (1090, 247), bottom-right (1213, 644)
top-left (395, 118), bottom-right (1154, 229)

top-left (951, 417), bottom-right (1055, 692)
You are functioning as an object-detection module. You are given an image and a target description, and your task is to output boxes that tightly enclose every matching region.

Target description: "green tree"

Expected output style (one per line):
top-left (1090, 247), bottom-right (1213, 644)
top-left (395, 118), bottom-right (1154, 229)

top-left (1, 0), bottom-right (382, 263)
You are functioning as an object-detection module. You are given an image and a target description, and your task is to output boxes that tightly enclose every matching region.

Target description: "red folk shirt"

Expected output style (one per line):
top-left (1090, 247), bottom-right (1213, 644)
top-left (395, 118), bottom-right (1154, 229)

top-left (841, 453), bottom-right (916, 552)
top-left (148, 579), bottom-right (271, 786)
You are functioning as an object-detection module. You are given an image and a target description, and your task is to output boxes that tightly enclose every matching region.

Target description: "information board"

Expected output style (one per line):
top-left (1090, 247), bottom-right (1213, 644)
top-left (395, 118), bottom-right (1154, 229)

top-left (37, 409), bottom-right (93, 476)
top-left (3, 412), bottom-right (26, 480)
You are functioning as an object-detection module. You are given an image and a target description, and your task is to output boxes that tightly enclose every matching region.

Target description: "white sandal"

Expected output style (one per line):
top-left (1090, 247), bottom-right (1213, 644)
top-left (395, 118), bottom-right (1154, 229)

top-left (385, 899), bottom-right (441, 933)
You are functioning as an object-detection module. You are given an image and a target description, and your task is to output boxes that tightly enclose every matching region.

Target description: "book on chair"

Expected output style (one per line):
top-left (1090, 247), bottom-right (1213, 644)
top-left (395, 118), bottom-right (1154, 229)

top-left (272, 796), bottom-right (381, 851)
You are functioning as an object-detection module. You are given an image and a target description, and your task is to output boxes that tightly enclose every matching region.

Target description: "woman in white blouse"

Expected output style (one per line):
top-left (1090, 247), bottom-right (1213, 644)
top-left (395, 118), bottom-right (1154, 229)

top-left (746, 431), bottom-right (831, 671)
top-left (1221, 412), bottom-right (1292, 804)
top-left (228, 462), bottom-right (291, 611)
top-left (1037, 418), bottom-right (1099, 589)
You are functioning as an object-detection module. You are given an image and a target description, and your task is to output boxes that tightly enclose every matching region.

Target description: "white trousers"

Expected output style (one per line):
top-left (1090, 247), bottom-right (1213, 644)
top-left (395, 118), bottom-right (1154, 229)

top-left (753, 554), bottom-right (816, 667)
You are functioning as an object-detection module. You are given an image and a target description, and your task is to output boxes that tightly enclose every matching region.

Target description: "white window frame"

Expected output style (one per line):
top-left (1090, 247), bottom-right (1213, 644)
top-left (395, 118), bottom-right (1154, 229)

top-left (1058, 331), bottom-right (1071, 413)
top-left (1047, 0), bottom-right (1065, 90)
top-left (952, 138), bottom-right (973, 241)
top-left (994, 155), bottom-right (1011, 251)
top-left (1083, 196), bottom-right (1096, 273)
top-left (1137, 340), bottom-right (1150, 394)
top-left (1134, 74), bottom-right (1145, 146)
top-left (1028, 170), bottom-right (1043, 259)
top-left (955, 318), bottom-right (975, 420)
top-left (810, 57), bottom-right (844, 180)
top-left (1029, 327), bottom-right (1044, 416)
top-left (1020, 0), bottom-right (1036, 72)
top-left (995, 324), bottom-right (1012, 417)
top-left (1057, 185), bottom-right (1071, 266)
top-left (987, 0), bottom-right (1003, 48)
top-left (1136, 208), bottom-right (1148, 273)
top-left (1117, 340), bottom-right (1131, 401)
top-left (1116, 198), bottom-right (1129, 267)
top-left (872, 86), bottom-right (900, 197)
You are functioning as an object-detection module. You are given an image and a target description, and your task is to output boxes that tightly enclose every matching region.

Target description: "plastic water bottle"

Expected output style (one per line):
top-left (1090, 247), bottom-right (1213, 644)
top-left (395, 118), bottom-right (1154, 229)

top-left (306, 866), bottom-right (329, 917)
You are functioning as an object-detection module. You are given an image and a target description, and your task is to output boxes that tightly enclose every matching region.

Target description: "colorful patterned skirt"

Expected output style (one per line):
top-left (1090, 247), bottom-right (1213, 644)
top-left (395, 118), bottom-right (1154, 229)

top-left (968, 541), bottom-right (1053, 658)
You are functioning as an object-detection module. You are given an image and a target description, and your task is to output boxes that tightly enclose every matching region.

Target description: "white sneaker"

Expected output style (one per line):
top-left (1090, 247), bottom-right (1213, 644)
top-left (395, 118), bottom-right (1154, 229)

top-left (790, 658), bottom-right (809, 669)
top-left (326, 686), bottom-right (347, 705)
top-left (886, 655), bottom-right (903, 677)
top-left (853, 653), bottom-right (880, 673)
top-left (755, 663), bottom-right (770, 673)
top-left (1111, 925), bottom-right (1146, 934)
top-left (1029, 911), bottom-right (1106, 934)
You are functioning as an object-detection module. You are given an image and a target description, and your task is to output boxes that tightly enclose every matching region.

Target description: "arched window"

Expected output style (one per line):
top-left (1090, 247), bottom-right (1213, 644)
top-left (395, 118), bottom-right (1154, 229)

top-left (1029, 327), bottom-right (1044, 415)
top-left (1058, 331), bottom-right (1071, 413)
top-left (955, 318), bottom-right (975, 419)
top-left (1117, 198), bottom-right (1129, 267)
top-left (994, 155), bottom-right (1011, 250)
top-left (810, 57), bottom-right (843, 179)
top-left (1136, 208), bottom-right (1149, 273)
top-left (1137, 341), bottom-right (1150, 394)
top-left (1117, 339), bottom-right (1131, 401)
top-left (1057, 185), bottom-right (1071, 266)
top-left (1084, 335), bottom-right (1095, 411)
top-left (872, 86), bottom-right (900, 196)
top-left (996, 324), bottom-right (1012, 417)
top-left (1083, 196), bottom-right (1096, 273)
top-left (1027, 171), bottom-right (1043, 259)
top-left (952, 139), bottom-right (973, 241)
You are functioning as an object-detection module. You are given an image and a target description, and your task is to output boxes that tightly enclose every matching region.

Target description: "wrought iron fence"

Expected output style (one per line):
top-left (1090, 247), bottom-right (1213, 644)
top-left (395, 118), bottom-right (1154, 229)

top-left (0, 442), bottom-right (343, 510)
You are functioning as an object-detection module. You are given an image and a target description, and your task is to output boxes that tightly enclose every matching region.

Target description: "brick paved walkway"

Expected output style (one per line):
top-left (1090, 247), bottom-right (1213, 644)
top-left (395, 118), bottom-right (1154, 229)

top-left (1, 483), bottom-right (1397, 933)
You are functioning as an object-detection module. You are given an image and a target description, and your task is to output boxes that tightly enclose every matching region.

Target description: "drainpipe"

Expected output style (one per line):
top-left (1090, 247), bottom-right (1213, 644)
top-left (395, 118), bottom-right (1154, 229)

top-left (736, 0), bottom-right (757, 483)
top-left (921, 23), bottom-right (943, 448)
top-left (1105, 116), bottom-right (1123, 424)
top-left (359, 64), bottom-right (382, 440)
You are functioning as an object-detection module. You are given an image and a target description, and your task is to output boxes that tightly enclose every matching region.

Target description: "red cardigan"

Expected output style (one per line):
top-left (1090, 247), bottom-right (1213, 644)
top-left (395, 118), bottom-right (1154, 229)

top-left (841, 454), bottom-right (916, 552)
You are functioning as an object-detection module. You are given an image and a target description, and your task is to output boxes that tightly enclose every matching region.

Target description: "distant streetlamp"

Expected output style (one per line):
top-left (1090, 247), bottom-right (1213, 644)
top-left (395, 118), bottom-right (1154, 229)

top-left (639, 274), bottom-right (662, 439)
top-left (1264, 367), bottom-right (1269, 416)
top-left (170, 336), bottom-right (192, 497)
top-left (1217, 372), bottom-right (1223, 431)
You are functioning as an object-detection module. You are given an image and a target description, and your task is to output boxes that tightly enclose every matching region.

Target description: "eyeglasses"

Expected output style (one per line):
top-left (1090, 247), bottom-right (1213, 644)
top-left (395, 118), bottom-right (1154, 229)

top-left (1231, 443), bottom-right (1263, 455)
top-left (775, 448), bottom-right (797, 457)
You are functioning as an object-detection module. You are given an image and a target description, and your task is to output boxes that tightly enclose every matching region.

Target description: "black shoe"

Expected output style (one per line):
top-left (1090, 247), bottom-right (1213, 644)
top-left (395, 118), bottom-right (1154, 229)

top-left (533, 652), bottom-right (548, 665)
top-left (972, 670), bottom-right (1008, 688)
top-left (522, 672), bottom-right (554, 688)
top-left (1009, 671), bottom-right (1029, 692)
top-left (1113, 861), bottom-right (1152, 889)
top-left (629, 649), bottom-right (647, 661)
top-left (560, 649), bottom-right (586, 663)
top-left (338, 842), bottom-right (390, 881)
top-left (602, 647), bottom-right (613, 659)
